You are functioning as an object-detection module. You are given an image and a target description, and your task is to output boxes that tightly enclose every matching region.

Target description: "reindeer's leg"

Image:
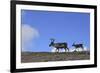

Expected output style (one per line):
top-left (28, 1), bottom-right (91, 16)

top-left (74, 48), bottom-right (77, 52)
top-left (76, 48), bottom-right (78, 52)
top-left (64, 48), bottom-right (66, 52)
top-left (58, 48), bottom-right (59, 52)
top-left (82, 46), bottom-right (84, 51)
top-left (56, 48), bottom-right (59, 53)
top-left (56, 48), bottom-right (58, 52)
top-left (67, 47), bottom-right (69, 52)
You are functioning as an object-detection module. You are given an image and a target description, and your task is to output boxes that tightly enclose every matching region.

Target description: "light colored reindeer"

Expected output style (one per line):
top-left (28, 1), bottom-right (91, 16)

top-left (49, 39), bottom-right (69, 52)
top-left (72, 42), bottom-right (84, 51)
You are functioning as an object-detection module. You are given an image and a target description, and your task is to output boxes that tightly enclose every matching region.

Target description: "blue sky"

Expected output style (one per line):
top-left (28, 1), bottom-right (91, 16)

top-left (21, 10), bottom-right (90, 52)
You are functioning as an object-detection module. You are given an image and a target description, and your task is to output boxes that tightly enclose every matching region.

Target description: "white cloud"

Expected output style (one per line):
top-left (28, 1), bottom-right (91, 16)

top-left (51, 47), bottom-right (57, 52)
top-left (22, 24), bottom-right (39, 51)
top-left (51, 46), bottom-right (89, 53)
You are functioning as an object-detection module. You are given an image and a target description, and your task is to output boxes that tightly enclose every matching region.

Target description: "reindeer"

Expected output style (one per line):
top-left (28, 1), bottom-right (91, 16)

top-left (72, 43), bottom-right (84, 51)
top-left (49, 39), bottom-right (69, 52)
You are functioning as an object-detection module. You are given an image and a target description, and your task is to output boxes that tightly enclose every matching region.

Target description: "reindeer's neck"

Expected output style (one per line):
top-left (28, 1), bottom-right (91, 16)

top-left (51, 41), bottom-right (54, 45)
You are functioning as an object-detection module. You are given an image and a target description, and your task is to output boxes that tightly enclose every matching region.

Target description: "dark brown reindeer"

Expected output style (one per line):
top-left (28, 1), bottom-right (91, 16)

top-left (72, 42), bottom-right (84, 51)
top-left (49, 39), bottom-right (69, 52)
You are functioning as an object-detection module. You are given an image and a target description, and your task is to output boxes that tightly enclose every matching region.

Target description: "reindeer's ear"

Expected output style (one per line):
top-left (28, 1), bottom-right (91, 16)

top-left (73, 42), bottom-right (75, 45)
top-left (50, 38), bottom-right (55, 41)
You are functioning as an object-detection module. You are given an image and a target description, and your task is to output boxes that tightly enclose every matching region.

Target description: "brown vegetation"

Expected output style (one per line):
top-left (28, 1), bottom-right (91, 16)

top-left (21, 51), bottom-right (90, 63)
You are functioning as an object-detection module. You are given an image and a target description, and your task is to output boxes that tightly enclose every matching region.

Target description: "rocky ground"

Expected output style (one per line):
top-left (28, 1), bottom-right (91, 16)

top-left (21, 51), bottom-right (90, 63)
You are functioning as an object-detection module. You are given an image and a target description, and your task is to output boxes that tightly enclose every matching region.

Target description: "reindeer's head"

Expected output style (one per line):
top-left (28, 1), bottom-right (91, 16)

top-left (49, 38), bottom-right (55, 47)
top-left (72, 42), bottom-right (75, 46)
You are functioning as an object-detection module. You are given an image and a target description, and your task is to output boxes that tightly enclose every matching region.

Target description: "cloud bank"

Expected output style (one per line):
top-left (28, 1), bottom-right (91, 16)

top-left (51, 47), bottom-right (89, 52)
top-left (22, 24), bottom-right (39, 51)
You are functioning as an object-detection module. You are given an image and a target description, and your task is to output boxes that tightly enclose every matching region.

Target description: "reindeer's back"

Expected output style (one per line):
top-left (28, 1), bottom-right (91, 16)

top-left (54, 42), bottom-right (67, 48)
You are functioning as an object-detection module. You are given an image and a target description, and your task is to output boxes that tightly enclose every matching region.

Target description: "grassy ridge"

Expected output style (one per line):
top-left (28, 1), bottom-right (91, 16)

top-left (21, 51), bottom-right (90, 63)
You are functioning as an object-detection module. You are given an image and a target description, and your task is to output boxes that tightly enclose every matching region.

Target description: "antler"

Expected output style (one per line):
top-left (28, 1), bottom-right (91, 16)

top-left (50, 38), bottom-right (55, 42)
top-left (73, 42), bottom-right (75, 45)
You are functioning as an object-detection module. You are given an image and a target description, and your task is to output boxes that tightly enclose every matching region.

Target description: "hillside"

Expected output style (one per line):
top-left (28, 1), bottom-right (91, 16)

top-left (21, 51), bottom-right (90, 63)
